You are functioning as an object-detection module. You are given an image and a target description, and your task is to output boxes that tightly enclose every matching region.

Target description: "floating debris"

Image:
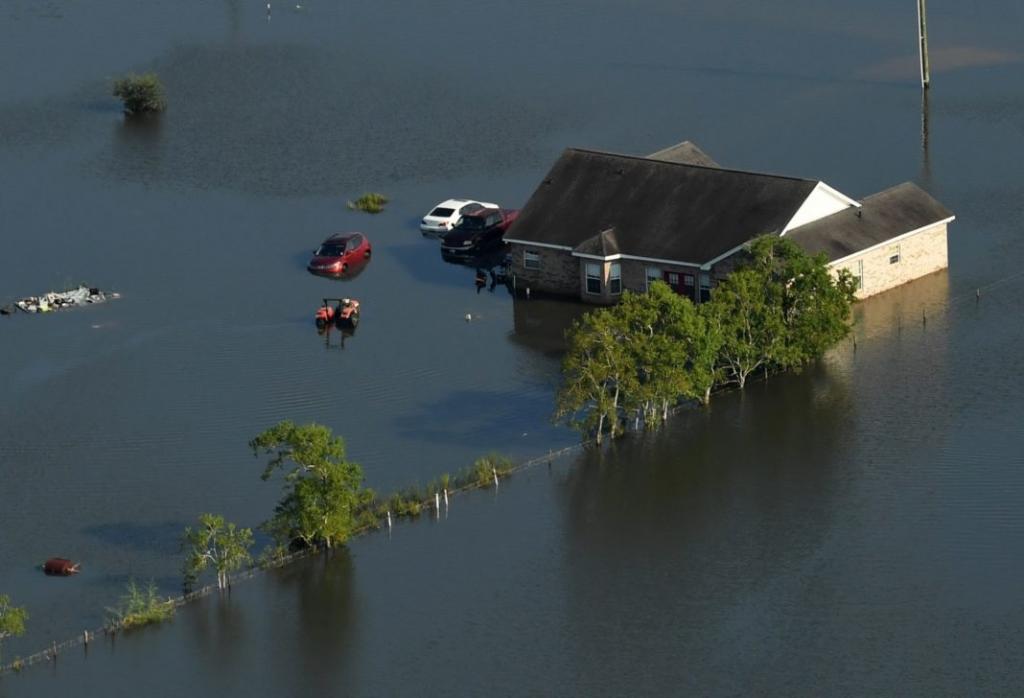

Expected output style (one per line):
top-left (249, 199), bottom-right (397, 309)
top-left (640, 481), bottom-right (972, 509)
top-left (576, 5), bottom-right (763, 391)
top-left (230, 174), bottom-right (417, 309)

top-left (43, 558), bottom-right (81, 576)
top-left (1, 285), bottom-right (119, 315)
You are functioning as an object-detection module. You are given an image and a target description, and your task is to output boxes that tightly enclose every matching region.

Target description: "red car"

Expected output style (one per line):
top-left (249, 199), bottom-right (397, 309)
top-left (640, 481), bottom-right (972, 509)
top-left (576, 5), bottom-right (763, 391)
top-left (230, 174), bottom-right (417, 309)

top-left (308, 233), bottom-right (372, 275)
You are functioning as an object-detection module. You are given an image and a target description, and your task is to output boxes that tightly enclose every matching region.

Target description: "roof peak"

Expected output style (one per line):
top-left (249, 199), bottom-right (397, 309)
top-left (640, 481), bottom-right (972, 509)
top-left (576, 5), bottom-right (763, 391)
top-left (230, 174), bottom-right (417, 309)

top-left (564, 147), bottom-right (817, 184)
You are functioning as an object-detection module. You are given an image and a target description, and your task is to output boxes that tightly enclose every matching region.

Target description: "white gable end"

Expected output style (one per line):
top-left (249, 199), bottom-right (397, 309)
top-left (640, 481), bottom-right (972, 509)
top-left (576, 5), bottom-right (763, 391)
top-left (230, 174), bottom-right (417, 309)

top-left (781, 181), bottom-right (859, 234)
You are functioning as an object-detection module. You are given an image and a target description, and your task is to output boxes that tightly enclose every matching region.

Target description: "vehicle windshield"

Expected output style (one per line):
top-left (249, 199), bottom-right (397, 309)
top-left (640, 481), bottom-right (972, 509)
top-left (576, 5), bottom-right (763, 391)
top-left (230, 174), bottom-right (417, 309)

top-left (316, 244), bottom-right (345, 256)
top-left (457, 216), bottom-right (488, 230)
top-left (430, 207), bottom-right (455, 217)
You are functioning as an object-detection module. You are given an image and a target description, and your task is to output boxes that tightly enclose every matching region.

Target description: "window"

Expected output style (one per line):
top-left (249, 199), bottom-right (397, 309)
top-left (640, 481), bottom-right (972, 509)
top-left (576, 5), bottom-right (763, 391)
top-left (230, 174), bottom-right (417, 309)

top-left (889, 244), bottom-right (901, 264)
top-left (855, 260), bottom-right (864, 290)
top-left (523, 250), bottom-right (540, 270)
top-left (585, 263), bottom-right (602, 294)
top-left (487, 214), bottom-right (501, 227)
top-left (645, 266), bottom-right (661, 291)
top-left (609, 263), bottom-right (622, 294)
top-left (683, 273), bottom-right (695, 287)
top-left (666, 272), bottom-right (680, 286)
top-left (429, 207), bottom-right (455, 217)
top-left (699, 273), bottom-right (712, 302)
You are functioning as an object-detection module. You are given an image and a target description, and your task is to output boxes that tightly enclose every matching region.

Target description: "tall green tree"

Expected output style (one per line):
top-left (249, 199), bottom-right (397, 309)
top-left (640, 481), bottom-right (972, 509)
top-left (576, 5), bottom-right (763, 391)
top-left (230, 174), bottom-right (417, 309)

top-left (182, 514), bottom-right (254, 591)
top-left (746, 235), bottom-right (857, 367)
top-left (555, 307), bottom-right (636, 443)
top-left (0, 594), bottom-right (28, 664)
top-left (708, 267), bottom-right (787, 389)
top-left (618, 283), bottom-right (698, 426)
top-left (250, 421), bottom-right (364, 549)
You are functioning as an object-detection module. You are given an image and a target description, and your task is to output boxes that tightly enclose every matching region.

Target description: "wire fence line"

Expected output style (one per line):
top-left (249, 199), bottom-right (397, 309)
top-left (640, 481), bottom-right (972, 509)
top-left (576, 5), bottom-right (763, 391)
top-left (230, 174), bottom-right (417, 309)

top-left (0, 443), bottom-right (585, 676)
top-left (5, 267), bottom-right (1022, 676)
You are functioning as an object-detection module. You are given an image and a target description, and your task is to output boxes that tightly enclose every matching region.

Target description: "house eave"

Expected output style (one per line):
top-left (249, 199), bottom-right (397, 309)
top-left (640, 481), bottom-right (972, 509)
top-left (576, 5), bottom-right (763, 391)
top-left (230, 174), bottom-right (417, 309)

top-left (827, 215), bottom-right (956, 266)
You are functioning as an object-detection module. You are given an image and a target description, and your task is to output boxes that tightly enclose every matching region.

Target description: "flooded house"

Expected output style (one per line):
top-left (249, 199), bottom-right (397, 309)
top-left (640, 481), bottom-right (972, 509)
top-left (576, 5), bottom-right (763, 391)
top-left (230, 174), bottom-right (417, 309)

top-left (504, 141), bottom-right (954, 303)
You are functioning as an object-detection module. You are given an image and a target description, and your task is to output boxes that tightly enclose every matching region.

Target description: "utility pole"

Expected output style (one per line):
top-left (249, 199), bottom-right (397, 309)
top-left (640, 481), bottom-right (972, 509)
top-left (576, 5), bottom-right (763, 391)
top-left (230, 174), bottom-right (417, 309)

top-left (917, 0), bottom-right (931, 89)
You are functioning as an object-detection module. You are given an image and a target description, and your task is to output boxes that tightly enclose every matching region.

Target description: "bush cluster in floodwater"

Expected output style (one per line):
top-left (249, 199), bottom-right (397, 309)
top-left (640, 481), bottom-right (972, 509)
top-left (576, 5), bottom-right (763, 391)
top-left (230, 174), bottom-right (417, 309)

top-left (347, 192), bottom-right (389, 214)
top-left (105, 579), bottom-right (175, 631)
top-left (112, 73), bottom-right (166, 115)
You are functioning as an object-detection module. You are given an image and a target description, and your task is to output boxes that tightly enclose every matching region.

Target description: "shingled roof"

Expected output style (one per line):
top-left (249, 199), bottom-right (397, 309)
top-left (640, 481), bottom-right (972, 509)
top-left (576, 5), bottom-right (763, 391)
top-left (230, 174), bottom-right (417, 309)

top-left (506, 148), bottom-right (819, 264)
top-left (786, 182), bottom-right (954, 262)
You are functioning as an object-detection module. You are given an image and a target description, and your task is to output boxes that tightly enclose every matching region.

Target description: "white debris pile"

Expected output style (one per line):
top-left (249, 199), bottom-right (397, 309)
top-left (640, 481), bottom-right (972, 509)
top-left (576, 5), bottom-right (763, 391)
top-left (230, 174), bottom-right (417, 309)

top-left (2, 285), bottom-right (120, 315)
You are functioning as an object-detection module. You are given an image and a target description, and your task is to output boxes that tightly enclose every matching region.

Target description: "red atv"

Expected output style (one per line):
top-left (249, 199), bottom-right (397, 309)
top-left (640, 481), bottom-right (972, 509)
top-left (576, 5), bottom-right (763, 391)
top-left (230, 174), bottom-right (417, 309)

top-left (315, 298), bottom-right (360, 329)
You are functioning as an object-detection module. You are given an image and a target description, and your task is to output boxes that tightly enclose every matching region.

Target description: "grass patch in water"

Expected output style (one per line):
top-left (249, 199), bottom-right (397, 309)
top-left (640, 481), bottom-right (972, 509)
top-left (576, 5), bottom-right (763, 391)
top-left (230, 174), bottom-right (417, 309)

top-left (105, 579), bottom-right (174, 631)
top-left (347, 193), bottom-right (388, 214)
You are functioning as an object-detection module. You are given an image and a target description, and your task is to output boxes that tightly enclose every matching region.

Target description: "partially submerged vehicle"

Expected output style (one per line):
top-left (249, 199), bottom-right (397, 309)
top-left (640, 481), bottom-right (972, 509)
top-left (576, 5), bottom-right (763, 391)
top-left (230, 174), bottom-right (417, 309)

top-left (1, 285), bottom-right (119, 315)
top-left (43, 558), bottom-right (81, 576)
top-left (420, 198), bottom-right (498, 236)
top-left (440, 208), bottom-right (519, 259)
top-left (307, 233), bottom-right (372, 276)
top-left (314, 297), bottom-right (360, 329)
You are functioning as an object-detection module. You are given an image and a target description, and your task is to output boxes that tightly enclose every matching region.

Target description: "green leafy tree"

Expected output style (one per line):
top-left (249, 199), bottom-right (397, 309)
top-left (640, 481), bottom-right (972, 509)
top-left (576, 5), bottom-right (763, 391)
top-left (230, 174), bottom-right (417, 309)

top-left (0, 594), bottom-right (28, 664)
top-left (112, 73), bottom-right (166, 114)
top-left (182, 514), bottom-right (254, 591)
top-left (706, 267), bottom-right (787, 389)
top-left (617, 283), bottom-right (696, 427)
top-left (555, 307), bottom-right (636, 442)
top-left (746, 235), bottom-right (857, 367)
top-left (250, 421), bottom-right (365, 549)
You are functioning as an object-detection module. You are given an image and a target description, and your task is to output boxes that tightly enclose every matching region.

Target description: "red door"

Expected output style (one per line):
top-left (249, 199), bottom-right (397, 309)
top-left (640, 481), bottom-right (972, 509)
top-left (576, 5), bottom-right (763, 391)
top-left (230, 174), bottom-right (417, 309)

top-left (663, 271), bottom-right (696, 299)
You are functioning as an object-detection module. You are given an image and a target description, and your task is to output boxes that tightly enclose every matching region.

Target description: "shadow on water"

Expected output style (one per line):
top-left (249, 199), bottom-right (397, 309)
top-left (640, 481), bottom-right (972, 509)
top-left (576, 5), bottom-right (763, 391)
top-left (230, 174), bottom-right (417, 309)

top-left (554, 364), bottom-right (853, 689)
top-left (392, 388), bottom-right (554, 448)
top-left (82, 521), bottom-right (185, 554)
top-left (387, 241), bottom-right (466, 288)
top-left (269, 549), bottom-right (358, 692)
top-left (509, 296), bottom-right (589, 358)
top-left (109, 113), bottom-right (165, 185)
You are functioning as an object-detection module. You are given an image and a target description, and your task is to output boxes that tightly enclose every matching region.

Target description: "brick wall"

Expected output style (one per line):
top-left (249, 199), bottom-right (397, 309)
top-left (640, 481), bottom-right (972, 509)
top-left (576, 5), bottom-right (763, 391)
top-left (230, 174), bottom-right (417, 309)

top-left (507, 244), bottom-right (580, 297)
top-left (830, 223), bottom-right (949, 299)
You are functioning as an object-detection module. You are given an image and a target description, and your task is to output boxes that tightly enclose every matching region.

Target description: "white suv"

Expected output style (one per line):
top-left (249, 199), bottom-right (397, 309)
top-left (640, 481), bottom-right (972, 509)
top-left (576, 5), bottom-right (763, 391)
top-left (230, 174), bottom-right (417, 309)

top-left (420, 199), bottom-right (498, 236)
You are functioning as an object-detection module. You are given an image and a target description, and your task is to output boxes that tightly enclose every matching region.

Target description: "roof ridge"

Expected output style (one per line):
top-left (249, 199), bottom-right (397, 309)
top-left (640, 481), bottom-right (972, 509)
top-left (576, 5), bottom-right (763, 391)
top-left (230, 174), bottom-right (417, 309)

top-left (565, 147), bottom-right (817, 184)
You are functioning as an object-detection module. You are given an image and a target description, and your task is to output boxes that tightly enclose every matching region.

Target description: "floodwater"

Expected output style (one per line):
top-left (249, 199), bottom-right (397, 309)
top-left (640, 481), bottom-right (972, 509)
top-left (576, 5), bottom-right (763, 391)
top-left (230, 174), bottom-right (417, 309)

top-left (2, 0), bottom-right (1024, 694)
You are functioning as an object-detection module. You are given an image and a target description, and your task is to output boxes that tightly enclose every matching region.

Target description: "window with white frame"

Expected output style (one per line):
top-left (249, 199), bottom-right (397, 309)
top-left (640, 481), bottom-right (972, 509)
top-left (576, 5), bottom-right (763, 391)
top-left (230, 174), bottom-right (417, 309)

top-left (645, 266), bottom-right (661, 291)
top-left (585, 263), bottom-right (602, 294)
top-left (523, 250), bottom-right (540, 270)
top-left (889, 244), bottom-right (901, 264)
top-left (609, 262), bottom-right (622, 294)
top-left (855, 259), bottom-right (864, 289)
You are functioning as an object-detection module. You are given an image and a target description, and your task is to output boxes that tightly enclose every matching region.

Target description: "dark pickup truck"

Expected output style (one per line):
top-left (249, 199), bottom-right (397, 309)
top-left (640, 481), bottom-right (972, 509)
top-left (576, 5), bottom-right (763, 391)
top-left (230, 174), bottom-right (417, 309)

top-left (440, 208), bottom-right (519, 259)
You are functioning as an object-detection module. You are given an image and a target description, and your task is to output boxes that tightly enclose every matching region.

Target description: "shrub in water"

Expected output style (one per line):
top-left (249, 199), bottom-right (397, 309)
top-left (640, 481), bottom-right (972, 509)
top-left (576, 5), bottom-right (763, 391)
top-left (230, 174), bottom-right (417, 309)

top-left (112, 73), bottom-right (166, 115)
top-left (347, 193), bottom-right (388, 214)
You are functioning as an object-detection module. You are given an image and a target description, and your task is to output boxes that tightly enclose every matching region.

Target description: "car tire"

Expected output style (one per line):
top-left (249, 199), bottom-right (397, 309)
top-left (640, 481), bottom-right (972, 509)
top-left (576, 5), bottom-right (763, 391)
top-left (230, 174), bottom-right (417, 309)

top-left (341, 263), bottom-right (349, 273)
top-left (364, 249), bottom-right (371, 258)
top-left (349, 312), bottom-right (359, 328)
top-left (315, 318), bottom-right (326, 330)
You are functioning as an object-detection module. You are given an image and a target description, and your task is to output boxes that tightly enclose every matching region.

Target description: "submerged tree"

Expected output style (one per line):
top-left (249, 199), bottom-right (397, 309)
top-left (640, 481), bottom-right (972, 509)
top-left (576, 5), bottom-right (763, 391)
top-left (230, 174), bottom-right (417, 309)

top-left (112, 72), bottom-right (166, 114)
top-left (181, 514), bottom-right (254, 592)
top-left (554, 236), bottom-right (855, 441)
top-left (0, 594), bottom-right (27, 664)
top-left (555, 307), bottom-right (636, 443)
top-left (250, 421), bottom-right (364, 549)
top-left (746, 235), bottom-right (858, 368)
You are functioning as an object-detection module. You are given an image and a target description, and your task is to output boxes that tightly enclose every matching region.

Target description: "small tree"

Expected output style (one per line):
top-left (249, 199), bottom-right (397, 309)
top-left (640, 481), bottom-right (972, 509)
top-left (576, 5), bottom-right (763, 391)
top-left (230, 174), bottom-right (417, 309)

top-left (0, 594), bottom-right (28, 664)
top-left (707, 268), bottom-right (787, 389)
top-left (112, 72), bottom-right (166, 114)
top-left (182, 514), bottom-right (254, 591)
top-left (251, 421), bottom-right (365, 549)
top-left (555, 307), bottom-right (636, 443)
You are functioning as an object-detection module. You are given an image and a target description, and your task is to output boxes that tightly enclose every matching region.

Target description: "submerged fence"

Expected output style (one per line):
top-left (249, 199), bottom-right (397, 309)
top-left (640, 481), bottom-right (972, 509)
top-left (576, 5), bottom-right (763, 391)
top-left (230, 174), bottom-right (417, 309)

top-left (5, 268), bottom-right (1023, 677)
top-left (0, 443), bottom-right (584, 676)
